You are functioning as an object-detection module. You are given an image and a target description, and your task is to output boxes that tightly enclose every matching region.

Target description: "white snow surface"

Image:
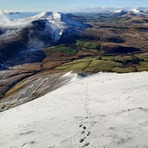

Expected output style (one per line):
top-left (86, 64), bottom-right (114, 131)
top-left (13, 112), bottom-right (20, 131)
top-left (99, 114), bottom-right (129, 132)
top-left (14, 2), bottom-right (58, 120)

top-left (0, 72), bottom-right (148, 148)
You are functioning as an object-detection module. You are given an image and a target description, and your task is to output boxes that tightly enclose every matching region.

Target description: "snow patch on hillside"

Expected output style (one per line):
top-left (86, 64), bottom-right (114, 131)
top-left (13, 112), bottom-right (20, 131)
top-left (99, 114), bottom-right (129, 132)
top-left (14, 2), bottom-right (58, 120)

top-left (114, 9), bottom-right (122, 13)
top-left (131, 8), bottom-right (140, 14)
top-left (52, 11), bottom-right (61, 20)
top-left (0, 72), bottom-right (148, 148)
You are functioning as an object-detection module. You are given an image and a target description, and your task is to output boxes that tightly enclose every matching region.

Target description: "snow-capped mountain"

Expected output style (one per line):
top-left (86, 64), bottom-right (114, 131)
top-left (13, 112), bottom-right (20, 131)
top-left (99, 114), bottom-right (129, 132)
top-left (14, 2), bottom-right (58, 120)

top-left (113, 7), bottom-right (148, 15)
top-left (0, 72), bottom-right (148, 148)
top-left (22, 11), bottom-right (89, 41)
top-left (0, 11), bottom-right (89, 42)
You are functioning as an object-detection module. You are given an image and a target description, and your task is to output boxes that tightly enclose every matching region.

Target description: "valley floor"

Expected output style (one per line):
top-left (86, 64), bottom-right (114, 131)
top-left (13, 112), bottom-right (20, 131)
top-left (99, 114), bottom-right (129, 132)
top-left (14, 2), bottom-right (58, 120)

top-left (0, 72), bottom-right (148, 148)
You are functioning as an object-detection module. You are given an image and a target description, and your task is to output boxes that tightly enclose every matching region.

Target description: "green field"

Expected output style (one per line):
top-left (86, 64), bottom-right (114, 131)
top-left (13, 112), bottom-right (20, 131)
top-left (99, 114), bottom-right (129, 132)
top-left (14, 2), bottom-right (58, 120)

top-left (76, 40), bottom-right (99, 49)
top-left (49, 44), bottom-right (77, 54)
top-left (56, 53), bottom-right (148, 73)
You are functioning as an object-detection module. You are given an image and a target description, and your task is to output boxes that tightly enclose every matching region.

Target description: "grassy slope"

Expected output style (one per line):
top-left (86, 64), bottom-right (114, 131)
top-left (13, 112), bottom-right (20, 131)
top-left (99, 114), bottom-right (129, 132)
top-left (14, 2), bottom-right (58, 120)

top-left (49, 44), bottom-right (77, 55)
top-left (76, 40), bottom-right (99, 49)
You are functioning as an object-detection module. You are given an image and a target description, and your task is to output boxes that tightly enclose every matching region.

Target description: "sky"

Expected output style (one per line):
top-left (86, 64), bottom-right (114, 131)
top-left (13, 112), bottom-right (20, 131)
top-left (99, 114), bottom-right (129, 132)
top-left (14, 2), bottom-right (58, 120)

top-left (0, 0), bottom-right (148, 12)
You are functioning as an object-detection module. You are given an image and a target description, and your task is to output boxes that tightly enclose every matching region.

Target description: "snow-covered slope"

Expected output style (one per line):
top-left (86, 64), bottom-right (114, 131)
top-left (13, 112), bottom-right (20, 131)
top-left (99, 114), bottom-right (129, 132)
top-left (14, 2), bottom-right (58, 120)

top-left (0, 72), bottom-right (148, 148)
